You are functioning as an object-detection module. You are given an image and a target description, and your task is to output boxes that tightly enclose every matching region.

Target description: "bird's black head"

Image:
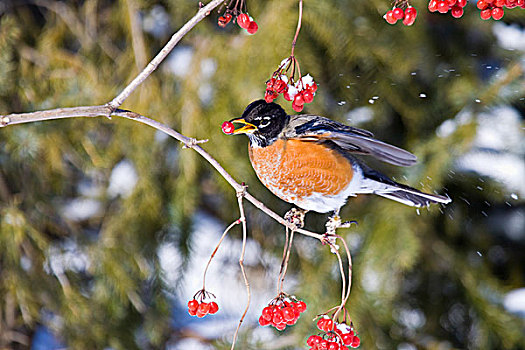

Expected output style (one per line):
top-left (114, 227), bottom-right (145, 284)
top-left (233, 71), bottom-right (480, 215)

top-left (229, 100), bottom-right (289, 147)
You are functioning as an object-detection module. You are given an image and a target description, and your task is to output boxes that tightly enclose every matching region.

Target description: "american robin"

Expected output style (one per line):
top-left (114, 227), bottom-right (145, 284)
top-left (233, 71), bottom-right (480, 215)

top-left (227, 100), bottom-right (451, 216)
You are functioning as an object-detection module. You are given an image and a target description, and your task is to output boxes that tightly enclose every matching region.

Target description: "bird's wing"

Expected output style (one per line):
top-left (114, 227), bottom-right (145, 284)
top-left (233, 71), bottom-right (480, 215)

top-left (282, 115), bottom-right (417, 167)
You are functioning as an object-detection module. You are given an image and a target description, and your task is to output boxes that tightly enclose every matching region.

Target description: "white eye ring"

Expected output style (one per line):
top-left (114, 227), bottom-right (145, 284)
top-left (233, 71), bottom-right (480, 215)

top-left (259, 120), bottom-right (270, 128)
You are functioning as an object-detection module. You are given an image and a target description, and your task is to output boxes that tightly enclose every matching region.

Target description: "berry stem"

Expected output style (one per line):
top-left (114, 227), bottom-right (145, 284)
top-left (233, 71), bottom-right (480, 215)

top-left (202, 218), bottom-right (241, 290)
top-left (332, 235), bottom-right (353, 321)
top-left (290, 0), bottom-right (303, 57)
top-left (230, 191), bottom-right (251, 350)
top-left (277, 228), bottom-right (295, 294)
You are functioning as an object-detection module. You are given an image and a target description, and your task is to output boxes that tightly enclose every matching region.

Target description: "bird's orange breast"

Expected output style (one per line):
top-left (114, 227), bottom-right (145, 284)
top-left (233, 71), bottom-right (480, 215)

top-left (248, 139), bottom-right (354, 204)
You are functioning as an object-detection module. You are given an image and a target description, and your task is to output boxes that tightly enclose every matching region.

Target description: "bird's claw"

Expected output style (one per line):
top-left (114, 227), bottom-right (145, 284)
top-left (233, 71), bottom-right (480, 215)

top-left (325, 215), bottom-right (357, 235)
top-left (284, 207), bottom-right (308, 230)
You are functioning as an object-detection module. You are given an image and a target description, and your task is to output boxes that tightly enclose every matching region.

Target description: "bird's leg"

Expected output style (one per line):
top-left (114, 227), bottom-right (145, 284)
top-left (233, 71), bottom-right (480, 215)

top-left (325, 209), bottom-right (357, 236)
top-left (284, 207), bottom-right (308, 229)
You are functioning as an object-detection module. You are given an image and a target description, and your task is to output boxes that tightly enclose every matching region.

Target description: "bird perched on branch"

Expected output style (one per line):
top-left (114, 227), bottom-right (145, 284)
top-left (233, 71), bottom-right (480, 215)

top-left (224, 100), bottom-right (450, 221)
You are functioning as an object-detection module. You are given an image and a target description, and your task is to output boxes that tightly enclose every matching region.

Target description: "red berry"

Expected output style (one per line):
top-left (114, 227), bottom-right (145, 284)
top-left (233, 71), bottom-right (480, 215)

top-left (209, 301), bottom-right (219, 314)
top-left (188, 308), bottom-right (197, 316)
top-left (272, 310), bottom-right (284, 324)
top-left (237, 13), bottom-right (250, 29)
top-left (319, 339), bottom-right (330, 349)
top-left (262, 306), bottom-right (273, 320)
top-left (247, 21), bottom-right (258, 34)
top-left (393, 7), bottom-right (404, 19)
top-left (321, 318), bottom-right (334, 332)
top-left (259, 315), bottom-right (271, 326)
top-left (307, 335), bottom-right (322, 347)
top-left (494, 0), bottom-right (505, 6)
top-left (221, 121), bottom-right (235, 134)
top-left (292, 102), bottom-right (304, 112)
top-left (517, 0), bottom-right (525, 6)
top-left (451, 5), bottom-right (464, 17)
top-left (188, 299), bottom-right (199, 312)
top-left (403, 7), bottom-right (417, 26)
top-left (405, 6), bottom-right (417, 16)
top-left (294, 92), bottom-right (305, 106)
top-left (447, 0), bottom-right (457, 6)
top-left (218, 16), bottom-right (227, 27)
top-left (264, 92), bottom-right (275, 103)
top-left (437, 1), bottom-right (450, 13)
top-left (283, 90), bottom-right (293, 101)
top-left (350, 336), bottom-right (360, 348)
top-left (303, 90), bottom-right (314, 104)
top-left (328, 342), bottom-right (340, 350)
top-left (457, 0), bottom-right (467, 6)
top-left (275, 322), bottom-right (286, 331)
top-left (317, 318), bottom-right (326, 330)
top-left (477, 0), bottom-right (488, 9)
top-left (428, 0), bottom-right (439, 12)
top-left (480, 8), bottom-right (492, 19)
top-left (282, 307), bottom-right (295, 321)
top-left (309, 82), bottom-right (318, 92)
top-left (491, 7), bottom-right (504, 19)
top-left (296, 300), bottom-right (307, 313)
top-left (384, 10), bottom-right (397, 24)
top-left (198, 302), bottom-right (210, 314)
top-left (266, 78), bottom-right (276, 89)
top-left (403, 12), bottom-right (417, 26)
top-left (342, 333), bottom-right (354, 345)
top-left (275, 79), bottom-right (287, 93)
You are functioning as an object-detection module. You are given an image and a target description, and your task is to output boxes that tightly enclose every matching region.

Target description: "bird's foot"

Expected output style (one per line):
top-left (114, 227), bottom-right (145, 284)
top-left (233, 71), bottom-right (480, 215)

top-left (284, 207), bottom-right (308, 230)
top-left (325, 215), bottom-right (357, 235)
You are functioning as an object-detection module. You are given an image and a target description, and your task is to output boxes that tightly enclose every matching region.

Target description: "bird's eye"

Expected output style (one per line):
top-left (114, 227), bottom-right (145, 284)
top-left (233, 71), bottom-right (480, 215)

top-left (259, 120), bottom-right (271, 128)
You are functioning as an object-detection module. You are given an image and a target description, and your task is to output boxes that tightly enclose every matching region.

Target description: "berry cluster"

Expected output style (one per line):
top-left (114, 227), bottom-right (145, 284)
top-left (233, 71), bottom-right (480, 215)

top-left (187, 299), bottom-right (219, 317)
top-left (217, 0), bottom-right (258, 34)
top-left (236, 13), bottom-right (259, 34)
top-left (265, 74), bottom-right (317, 112)
top-left (428, 0), bottom-right (467, 17)
top-left (384, 6), bottom-right (418, 25)
top-left (476, 0), bottom-right (523, 20)
top-left (258, 296), bottom-right (307, 331)
top-left (306, 316), bottom-right (361, 349)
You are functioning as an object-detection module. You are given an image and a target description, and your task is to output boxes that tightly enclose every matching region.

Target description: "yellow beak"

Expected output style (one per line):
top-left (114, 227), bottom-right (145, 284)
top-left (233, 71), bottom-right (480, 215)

top-left (230, 118), bottom-right (257, 135)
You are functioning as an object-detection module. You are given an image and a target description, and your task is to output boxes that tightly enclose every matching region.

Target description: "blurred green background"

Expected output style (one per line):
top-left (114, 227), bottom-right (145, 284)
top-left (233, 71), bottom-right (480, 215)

top-left (0, 0), bottom-right (524, 349)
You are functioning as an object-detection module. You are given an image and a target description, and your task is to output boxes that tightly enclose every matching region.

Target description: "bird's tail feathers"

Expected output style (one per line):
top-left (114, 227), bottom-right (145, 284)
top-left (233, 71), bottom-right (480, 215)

top-left (359, 176), bottom-right (451, 208)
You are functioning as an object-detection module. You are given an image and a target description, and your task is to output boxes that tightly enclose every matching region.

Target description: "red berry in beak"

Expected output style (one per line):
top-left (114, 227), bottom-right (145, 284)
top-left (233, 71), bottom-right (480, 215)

top-left (222, 121), bottom-right (235, 134)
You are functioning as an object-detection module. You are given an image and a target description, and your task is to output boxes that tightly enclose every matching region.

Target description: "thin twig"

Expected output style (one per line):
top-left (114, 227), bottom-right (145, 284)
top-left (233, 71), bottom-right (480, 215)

top-left (202, 219), bottom-right (241, 290)
top-left (230, 190), bottom-right (250, 350)
top-left (278, 229), bottom-right (295, 294)
top-left (338, 236), bottom-right (353, 306)
top-left (106, 0), bottom-right (224, 110)
top-left (331, 245), bottom-right (346, 322)
top-left (290, 0), bottom-right (303, 57)
top-left (277, 228), bottom-right (290, 293)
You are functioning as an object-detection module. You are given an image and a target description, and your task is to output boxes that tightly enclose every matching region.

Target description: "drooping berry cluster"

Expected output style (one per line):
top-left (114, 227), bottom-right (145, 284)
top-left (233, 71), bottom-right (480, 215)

top-left (265, 57), bottom-right (317, 112)
top-left (428, 0), bottom-right (467, 17)
top-left (187, 299), bottom-right (219, 317)
top-left (217, 0), bottom-right (258, 34)
top-left (384, 5), bottom-right (418, 25)
top-left (476, 0), bottom-right (523, 20)
top-left (258, 295), bottom-right (307, 331)
top-left (187, 289), bottom-right (219, 318)
top-left (306, 316), bottom-right (361, 349)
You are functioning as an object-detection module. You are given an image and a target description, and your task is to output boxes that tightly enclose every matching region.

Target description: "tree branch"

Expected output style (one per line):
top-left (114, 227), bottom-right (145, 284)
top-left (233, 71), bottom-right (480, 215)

top-left (0, 106), bottom-right (324, 241)
top-left (106, 0), bottom-right (224, 111)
